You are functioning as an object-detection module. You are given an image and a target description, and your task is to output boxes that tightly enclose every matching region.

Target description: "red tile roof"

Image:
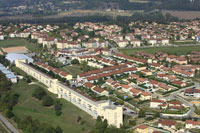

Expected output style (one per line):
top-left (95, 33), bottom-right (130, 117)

top-left (151, 99), bottom-right (165, 103)
top-left (158, 119), bottom-right (176, 126)
top-left (60, 71), bottom-right (69, 77)
top-left (135, 125), bottom-right (148, 129)
top-left (93, 86), bottom-right (105, 93)
top-left (53, 69), bottom-right (62, 74)
top-left (84, 82), bottom-right (95, 88)
top-left (141, 92), bottom-right (152, 96)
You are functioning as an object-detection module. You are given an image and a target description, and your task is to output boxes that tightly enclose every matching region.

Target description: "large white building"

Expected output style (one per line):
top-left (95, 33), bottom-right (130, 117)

top-left (16, 61), bottom-right (123, 128)
top-left (6, 53), bottom-right (33, 64)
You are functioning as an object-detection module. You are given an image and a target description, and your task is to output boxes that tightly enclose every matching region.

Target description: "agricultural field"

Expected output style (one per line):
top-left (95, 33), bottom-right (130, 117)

top-left (129, 0), bottom-right (150, 3)
top-left (120, 46), bottom-right (200, 56)
top-left (47, 10), bottom-right (144, 18)
top-left (0, 39), bottom-right (39, 52)
top-left (12, 80), bottom-right (95, 133)
top-left (162, 10), bottom-right (200, 19)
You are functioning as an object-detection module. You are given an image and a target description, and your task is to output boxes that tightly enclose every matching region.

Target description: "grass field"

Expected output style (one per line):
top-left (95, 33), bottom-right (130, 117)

top-left (119, 46), bottom-right (200, 55)
top-left (0, 122), bottom-right (8, 133)
top-left (61, 65), bottom-right (84, 77)
top-left (174, 40), bottom-right (197, 45)
top-left (0, 39), bottom-right (38, 52)
top-left (12, 80), bottom-right (95, 133)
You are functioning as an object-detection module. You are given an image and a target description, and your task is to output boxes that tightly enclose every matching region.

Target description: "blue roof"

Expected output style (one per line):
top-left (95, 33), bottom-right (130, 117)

top-left (0, 66), bottom-right (6, 71)
top-left (2, 70), bottom-right (12, 75)
top-left (6, 74), bottom-right (16, 79)
top-left (5, 53), bottom-right (33, 63)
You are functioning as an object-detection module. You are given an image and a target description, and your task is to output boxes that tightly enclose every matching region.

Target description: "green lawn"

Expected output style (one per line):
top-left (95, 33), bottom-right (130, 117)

top-left (174, 40), bottom-right (197, 45)
top-left (120, 46), bottom-right (200, 55)
top-left (12, 80), bottom-right (95, 133)
top-left (0, 39), bottom-right (39, 52)
top-left (0, 122), bottom-right (8, 133)
top-left (190, 128), bottom-right (200, 133)
top-left (61, 65), bottom-right (84, 77)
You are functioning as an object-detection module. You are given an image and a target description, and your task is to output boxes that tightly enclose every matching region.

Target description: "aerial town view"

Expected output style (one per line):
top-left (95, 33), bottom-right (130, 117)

top-left (1, 0), bottom-right (200, 133)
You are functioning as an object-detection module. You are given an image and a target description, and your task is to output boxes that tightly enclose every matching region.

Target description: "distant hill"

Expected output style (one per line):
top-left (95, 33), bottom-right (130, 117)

top-left (0, 0), bottom-right (200, 16)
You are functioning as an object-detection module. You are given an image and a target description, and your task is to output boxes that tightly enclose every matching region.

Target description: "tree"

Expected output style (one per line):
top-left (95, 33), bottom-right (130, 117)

top-left (4, 109), bottom-right (14, 118)
top-left (71, 59), bottom-right (80, 64)
top-left (77, 116), bottom-right (82, 123)
top-left (42, 95), bottom-right (54, 106)
top-left (138, 109), bottom-right (145, 118)
top-left (54, 100), bottom-right (62, 116)
top-left (55, 126), bottom-right (63, 133)
top-left (176, 123), bottom-right (184, 130)
top-left (97, 78), bottom-right (105, 85)
top-left (105, 126), bottom-right (126, 133)
top-left (129, 120), bottom-right (136, 126)
top-left (32, 87), bottom-right (46, 100)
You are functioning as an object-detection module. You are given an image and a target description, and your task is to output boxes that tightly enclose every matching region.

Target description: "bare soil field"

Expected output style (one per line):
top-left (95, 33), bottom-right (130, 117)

top-left (162, 10), bottom-right (200, 19)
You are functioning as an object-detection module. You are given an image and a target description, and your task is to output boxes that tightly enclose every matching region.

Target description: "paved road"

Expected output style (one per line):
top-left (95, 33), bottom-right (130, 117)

top-left (0, 113), bottom-right (19, 133)
top-left (162, 82), bottom-right (199, 118)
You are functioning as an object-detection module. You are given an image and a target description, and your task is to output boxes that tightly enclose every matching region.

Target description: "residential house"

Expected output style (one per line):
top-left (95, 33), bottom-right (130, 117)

top-left (172, 80), bottom-right (186, 87)
top-left (135, 125), bottom-right (149, 133)
top-left (150, 99), bottom-right (167, 109)
top-left (184, 88), bottom-right (200, 98)
top-left (185, 120), bottom-right (200, 129)
top-left (140, 92), bottom-right (152, 100)
top-left (158, 119), bottom-right (177, 129)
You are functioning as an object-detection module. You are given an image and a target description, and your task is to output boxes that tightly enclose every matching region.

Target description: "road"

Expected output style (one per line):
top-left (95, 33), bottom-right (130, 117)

top-left (0, 113), bottom-right (19, 133)
top-left (161, 82), bottom-right (199, 118)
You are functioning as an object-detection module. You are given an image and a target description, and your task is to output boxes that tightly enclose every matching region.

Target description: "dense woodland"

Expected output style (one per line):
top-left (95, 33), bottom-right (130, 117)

top-left (1, 0), bottom-right (200, 11)
top-left (0, 12), bottom-right (181, 25)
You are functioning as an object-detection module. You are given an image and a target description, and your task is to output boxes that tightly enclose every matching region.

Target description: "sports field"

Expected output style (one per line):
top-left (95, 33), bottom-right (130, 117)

top-left (0, 39), bottom-right (39, 52)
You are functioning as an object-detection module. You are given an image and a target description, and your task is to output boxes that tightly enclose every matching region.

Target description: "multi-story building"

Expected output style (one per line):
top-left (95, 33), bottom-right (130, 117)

top-left (15, 61), bottom-right (123, 128)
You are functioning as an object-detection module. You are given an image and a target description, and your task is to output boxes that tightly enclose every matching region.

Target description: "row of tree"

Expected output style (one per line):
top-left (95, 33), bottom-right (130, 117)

top-left (32, 87), bottom-right (62, 116)
top-left (14, 115), bottom-right (62, 133)
top-left (91, 116), bottom-right (126, 133)
top-left (0, 11), bottom-right (180, 25)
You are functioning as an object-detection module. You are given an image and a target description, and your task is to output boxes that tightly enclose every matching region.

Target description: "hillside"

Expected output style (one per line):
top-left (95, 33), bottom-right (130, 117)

top-left (0, 0), bottom-right (200, 21)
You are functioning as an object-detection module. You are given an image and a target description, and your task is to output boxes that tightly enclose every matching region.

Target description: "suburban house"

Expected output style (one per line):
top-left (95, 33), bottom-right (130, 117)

top-left (172, 80), bottom-right (186, 87)
top-left (168, 101), bottom-right (183, 110)
top-left (150, 99), bottom-right (167, 109)
top-left (158, 119), bottom-right (177, 129)
top-left (105, 79), bottom-right (121, 90)
top-left (84, 82), bottom-right (109, 96)
top-left (140, 92), bottom-right (152, 100)
top-left (185, 120), bottom-right (200, 129)
top-left (121, 84), bottom-right (132, 93)
top-left (184, 88), bottom-right (200, 98)
top-left (135, 125), bottom-right (149, 133)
